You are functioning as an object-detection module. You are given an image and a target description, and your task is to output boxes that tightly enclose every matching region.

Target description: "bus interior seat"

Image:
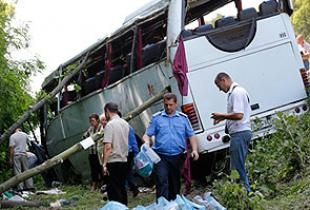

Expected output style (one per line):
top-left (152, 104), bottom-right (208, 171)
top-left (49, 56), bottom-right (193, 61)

top-left (194, 24), bottom-right (213, 34)
top-left (60, 90), bottom-right (77, 108)
top-left (238, 7), bottom-right (258, 20)
top-left (108, 65), bottom-right (124, 85)
top-left (215, 16), bottom-right (237, 28)
top-left (95, 70), bottom-right (105, 88)
top-left (259, 0), bottom-right (278, 16)
top-left (82, 76), bottom-right (97, 95)
top-left (142, 40), bottom-right (166, 67)
top-left (181, 29), bottom-right (193, 38)
top-left (207, 16), bottom-right (256, 52)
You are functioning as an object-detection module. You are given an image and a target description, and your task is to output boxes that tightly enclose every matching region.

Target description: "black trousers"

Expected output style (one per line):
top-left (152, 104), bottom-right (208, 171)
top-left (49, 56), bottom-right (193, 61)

top-left (88, 154), bottom-right (102, 182)
top-left (127, 152), bottom-right (138, 191)
top-left (107, 162), bottom-right (128, 205)
top-left (155, 153), bottom-right (185, 201)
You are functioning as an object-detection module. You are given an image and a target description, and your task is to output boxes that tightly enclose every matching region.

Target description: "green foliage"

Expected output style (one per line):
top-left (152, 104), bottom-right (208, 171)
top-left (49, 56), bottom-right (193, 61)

top-left (0, 143), bottom-right (11, 183)
top-left (291, 0), bottom-right (310, 40)
top-left (0, 0), bottom-right (44, 133)
top-left (247, 111), bottom-right (310, 197)
top-left (212, 110), bottom-right (310, 209)
top-left (212, 170), bottom-right (264, 210)
top-left (0, 0), bottom-right (45, 181)
top-left (208, 13), bottom-right (224, 26)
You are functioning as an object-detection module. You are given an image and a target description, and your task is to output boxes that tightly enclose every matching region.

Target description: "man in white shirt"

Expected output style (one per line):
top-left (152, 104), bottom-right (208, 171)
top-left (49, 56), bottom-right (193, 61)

top-left (296, 34), bottom-right (310, 70)
top-left (211, 72), bottom-right (252, 193)
top-left (9, 128), bottom-right (34, 190)
top-left (102, 102), bottom-right (129, 205)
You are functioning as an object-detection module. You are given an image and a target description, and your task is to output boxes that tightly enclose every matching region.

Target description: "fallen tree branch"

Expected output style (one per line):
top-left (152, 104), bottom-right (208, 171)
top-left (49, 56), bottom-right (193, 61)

top-left (0, 53), bottom-right (90, 145)
top-left (0, 87), bottom-right (169, 193)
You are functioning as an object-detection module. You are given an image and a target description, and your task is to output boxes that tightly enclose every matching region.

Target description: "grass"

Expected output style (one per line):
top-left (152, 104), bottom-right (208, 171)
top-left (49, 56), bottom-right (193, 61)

top-left (5, 183), bottom-right (156, 210)
top-left (7, 185), bottom-right (104, 210)
top-left (4, 169), bottom-right (310, 210)
top-left (261, 169), bottom-right (310, 210)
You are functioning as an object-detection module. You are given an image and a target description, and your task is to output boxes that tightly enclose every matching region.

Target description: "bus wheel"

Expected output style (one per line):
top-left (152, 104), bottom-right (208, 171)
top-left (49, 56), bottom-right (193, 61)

top-left (211, 149), bottom-right (230, 178)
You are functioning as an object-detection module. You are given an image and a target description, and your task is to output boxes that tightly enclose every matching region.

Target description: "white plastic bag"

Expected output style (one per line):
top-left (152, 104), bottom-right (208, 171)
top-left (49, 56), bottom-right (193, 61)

top-left (134, 146), bottom-right (154, 177)
top-left (141, 144), bottom-right (161, 164)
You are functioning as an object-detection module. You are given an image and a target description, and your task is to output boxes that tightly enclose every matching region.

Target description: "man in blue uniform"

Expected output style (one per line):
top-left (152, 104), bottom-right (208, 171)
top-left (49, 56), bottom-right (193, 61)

top-left (143, 93), bottom-right (199, 200)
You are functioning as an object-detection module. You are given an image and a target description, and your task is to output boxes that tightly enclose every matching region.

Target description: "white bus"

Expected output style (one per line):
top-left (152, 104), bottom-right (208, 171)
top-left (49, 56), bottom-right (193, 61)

top-left (42, 0), bottom-right (308, 181)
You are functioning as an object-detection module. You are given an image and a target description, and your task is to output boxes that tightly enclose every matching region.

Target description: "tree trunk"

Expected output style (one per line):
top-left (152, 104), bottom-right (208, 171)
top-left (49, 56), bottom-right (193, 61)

top-left (0, 54), bottom-right (90, 145)
top-left (0, 87), bottom-right (168, 193)
top-left (0, 200), bottom-right (40, 208)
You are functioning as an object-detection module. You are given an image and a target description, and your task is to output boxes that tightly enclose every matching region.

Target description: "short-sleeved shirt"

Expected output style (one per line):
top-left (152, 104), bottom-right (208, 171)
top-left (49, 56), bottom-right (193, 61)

top-left (226, 82), bottom-right (251, 134)
top-left (103, 115), bottom-right (129, 163)
top-left (128, 126), bottom-right (139, 157)
top-left (83, 124), bottom-right (104, 155)
top-left (298, 42), bottom-right (310, 56)
top-left (146, 110), bottom-right (195, 156)
top-left (9, 131), bottom-right (29, 156)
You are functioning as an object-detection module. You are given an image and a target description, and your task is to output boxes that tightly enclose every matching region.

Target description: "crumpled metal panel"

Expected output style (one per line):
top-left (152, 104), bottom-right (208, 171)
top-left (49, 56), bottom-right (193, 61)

top-left (46, 60), bottom-right (177, 181)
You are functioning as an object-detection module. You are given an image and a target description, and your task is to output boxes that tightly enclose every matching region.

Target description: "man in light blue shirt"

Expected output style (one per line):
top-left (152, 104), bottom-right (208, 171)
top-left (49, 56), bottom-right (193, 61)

top-left (143, 93), bottom-right (199, 200)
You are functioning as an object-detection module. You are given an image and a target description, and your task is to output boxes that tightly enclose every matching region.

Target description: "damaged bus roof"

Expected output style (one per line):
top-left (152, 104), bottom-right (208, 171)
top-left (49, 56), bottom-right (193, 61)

top-left (41, 0), bottom-right (232, 90)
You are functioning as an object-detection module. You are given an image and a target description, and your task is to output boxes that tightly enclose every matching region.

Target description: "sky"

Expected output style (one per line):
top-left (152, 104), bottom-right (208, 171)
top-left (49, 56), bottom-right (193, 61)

top-left (12, 0), bottom-right (262, 93)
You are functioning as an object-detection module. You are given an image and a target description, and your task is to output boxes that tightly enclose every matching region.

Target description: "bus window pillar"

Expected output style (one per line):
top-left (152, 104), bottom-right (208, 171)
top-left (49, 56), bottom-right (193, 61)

top-left (167, 0), bottom-right (184, 62)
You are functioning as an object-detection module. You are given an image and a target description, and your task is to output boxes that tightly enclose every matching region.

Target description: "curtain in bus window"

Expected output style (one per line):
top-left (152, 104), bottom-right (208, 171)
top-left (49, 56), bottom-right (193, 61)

top-left (136, 28), bottom-right (143, 69)
top-left (173, 36), bottom-right (188, 96)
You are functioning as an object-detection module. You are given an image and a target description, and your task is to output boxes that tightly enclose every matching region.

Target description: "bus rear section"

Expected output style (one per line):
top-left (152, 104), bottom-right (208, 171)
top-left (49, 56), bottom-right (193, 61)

top-left (180, 4), bottom-right (309, 156)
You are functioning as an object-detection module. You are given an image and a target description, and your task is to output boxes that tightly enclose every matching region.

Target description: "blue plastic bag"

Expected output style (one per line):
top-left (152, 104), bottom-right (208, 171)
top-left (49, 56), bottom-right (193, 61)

top-left (132, 205), bottom-right (147, 210)
top-left (100, 201), bottom-right (128, 210)
top-left (134, 145), bottom-right (154, 177)
top-left (180, 195), bottom-right (206, 210)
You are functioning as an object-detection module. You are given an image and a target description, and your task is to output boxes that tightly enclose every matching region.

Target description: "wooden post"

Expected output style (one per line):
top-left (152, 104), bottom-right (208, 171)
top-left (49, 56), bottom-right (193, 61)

top-left (0, 87), bottom-right (169, 193)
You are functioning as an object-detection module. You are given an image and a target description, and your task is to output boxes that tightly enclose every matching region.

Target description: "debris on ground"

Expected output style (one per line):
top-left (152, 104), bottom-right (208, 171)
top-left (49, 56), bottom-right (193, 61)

top-left (100, 192), bottom-right (226, 210)
top-left (36, 188), bottom-right (66, 195)
top-left (50, 198), bottom-right (71, 208)
top-left (1, 190), bottom-right (40, 208)
top-left (138, 187), bottom-right (155, 194)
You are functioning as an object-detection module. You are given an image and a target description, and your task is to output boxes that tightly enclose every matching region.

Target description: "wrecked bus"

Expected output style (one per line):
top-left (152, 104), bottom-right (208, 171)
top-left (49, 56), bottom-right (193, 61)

top-left (40, 0), bottom-right (307, 182)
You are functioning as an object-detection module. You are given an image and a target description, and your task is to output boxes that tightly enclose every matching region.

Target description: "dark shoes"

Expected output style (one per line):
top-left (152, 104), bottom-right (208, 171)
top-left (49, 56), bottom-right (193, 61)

top-left (132, 188), bottom-right (139, 198)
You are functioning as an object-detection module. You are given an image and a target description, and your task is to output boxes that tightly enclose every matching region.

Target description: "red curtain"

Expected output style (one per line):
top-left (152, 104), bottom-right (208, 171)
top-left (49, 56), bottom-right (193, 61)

top-left (136, 28), bottom-right (143, 70)
top-left (173, 36), bottom-right (189, 96)
top-left (103, 43), bottom-right (112, 88)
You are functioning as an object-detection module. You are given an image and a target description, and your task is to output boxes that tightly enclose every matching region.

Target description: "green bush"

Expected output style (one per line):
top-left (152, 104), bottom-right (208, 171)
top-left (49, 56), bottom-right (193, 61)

top-left (212, 170), bottom-right (264, 210)
top-left (212, 111), bottom-right (310, 209)
top-left (247, 111), bottom-right (310, 197)
top-left (0, 143), bottom-right (12, 183)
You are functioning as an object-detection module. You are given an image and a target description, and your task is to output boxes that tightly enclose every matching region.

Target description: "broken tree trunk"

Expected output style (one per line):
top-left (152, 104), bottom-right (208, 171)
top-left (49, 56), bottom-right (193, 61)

top-left (0, 87), bottom-right (168, 193)
top-left (0, 200), bottom-right (40, 208)
top-left (0, 53), bottom-right (90, 145)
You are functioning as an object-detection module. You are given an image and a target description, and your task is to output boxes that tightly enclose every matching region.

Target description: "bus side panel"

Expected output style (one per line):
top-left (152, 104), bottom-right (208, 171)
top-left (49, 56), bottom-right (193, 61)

top-left (46, 61), bottom-right (172, 181)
